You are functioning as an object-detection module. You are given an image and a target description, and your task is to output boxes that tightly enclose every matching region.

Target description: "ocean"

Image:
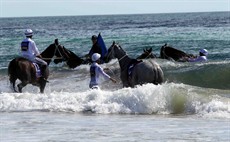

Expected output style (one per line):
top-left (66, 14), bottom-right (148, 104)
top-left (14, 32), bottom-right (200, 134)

top-left (0, 12), bottom-right (230, 141)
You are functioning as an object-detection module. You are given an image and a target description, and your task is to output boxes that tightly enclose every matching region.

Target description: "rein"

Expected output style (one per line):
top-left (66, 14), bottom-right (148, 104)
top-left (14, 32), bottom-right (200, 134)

top-left (143, 52), bottom-right (152, 59)
top-left (106, 53), bottom-right (127, 68)
top-left (42, 57), bottom-right (63, 60)
top-left (42, 44), bottom-right (65, 60)
top-left (118, 54), bottom-right (127, 62)
top-left (54, 44), bottom-right (65, 59)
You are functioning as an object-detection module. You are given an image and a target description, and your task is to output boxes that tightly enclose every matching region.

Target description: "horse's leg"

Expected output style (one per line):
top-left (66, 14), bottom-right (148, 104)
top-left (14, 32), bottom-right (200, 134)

top-left (39, 79), bottom-right (47, 93)
top-left (130, 76), bottom-right (137, 88)
top-left (17, 81), bottom-right (28, 93)
top-left (9, 75), bottom-right (17, 92)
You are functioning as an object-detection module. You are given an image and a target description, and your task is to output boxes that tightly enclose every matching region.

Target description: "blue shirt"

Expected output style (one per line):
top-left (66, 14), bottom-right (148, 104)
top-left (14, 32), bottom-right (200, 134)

top-left (89, 62), bottom-right (110, 88)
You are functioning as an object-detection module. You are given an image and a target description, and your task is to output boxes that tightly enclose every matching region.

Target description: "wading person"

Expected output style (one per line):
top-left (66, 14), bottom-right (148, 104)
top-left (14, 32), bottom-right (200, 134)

top-left (89, 53), bottom-right (116, 89)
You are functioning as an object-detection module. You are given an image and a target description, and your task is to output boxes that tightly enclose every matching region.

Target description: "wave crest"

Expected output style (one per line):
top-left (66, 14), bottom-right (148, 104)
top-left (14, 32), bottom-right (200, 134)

top-left (1, 83), bottom-right (229, 119)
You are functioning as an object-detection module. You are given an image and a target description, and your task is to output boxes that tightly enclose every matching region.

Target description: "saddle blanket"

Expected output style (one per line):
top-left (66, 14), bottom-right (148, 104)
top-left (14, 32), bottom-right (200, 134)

top-left (32, 63), bottom-right (41, 78)
top-left (128, 60), bottom-right (143, 78)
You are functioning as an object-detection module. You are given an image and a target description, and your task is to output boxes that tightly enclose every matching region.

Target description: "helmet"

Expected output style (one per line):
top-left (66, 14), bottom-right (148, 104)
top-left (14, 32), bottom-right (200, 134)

top-left (91, 35), bottom-right (98, 40)
top-left (25, 29), bottom-right (33, 36)
top-left (199, 49), bottom-right (208, 56)
top-left (91, 53), bottom-right (101, 62)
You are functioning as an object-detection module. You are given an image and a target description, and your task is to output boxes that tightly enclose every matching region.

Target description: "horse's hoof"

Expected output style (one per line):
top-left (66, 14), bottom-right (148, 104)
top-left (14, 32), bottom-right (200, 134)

top-left (40, 77), bottom-right (49, 83)
top-left (17, 85), bottom-right (22, 93)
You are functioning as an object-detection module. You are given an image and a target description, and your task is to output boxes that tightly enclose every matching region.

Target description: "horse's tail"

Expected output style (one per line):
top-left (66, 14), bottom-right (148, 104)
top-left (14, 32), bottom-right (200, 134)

top-left (149, 60), bottom-right (164, 85)
top-left (156, 66), bottom-right (164, 84)
top-left (8, 58), bottom-right (18, 91)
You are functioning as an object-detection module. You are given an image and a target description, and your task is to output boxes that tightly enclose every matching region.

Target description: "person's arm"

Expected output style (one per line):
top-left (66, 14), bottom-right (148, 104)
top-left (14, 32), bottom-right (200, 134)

top-left (94, 44), bottom-right (102, 56)
top-left (98, 66), bottom-right (116, 83)
top-left (31, 41), bottom-right (40, 57)
top-left (188, 56), bottom-right (206, 62)
top-left (88, 45), bottom-right (94, 57)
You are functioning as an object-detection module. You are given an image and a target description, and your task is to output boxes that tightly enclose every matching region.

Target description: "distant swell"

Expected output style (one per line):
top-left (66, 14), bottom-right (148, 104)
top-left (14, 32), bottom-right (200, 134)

top-left (163, 60), bottom-right (230, 89)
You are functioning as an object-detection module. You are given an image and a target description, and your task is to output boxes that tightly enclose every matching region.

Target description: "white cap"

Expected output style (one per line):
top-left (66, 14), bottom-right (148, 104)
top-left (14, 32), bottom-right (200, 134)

top-left (91, 53), bottom-right (101, 61)
top-left (25, 29), bottom-right (33, 36)
top-left (199, 49), bottom-right (208, 56)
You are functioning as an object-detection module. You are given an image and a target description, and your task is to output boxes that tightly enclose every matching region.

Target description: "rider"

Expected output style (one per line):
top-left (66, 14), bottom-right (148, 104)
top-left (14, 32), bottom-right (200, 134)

top-left (187, 49), bottom-right (208, 62)
top-left (20, 29), bottom-right (48, 80)
top-left (87, 35), bottom-right (102, 62)
top-left (89, 53), bottom-right (116, 89)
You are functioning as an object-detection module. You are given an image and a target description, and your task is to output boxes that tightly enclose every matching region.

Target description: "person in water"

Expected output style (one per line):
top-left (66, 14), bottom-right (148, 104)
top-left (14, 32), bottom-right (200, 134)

top-left (20, 29), bottom-right (48, 80)
top-left (87, 35), bottom-right (103, 61)
top-left (89, 53), bottom-right (116, 89)
top-left (186, 49), bottom-right (208, 62)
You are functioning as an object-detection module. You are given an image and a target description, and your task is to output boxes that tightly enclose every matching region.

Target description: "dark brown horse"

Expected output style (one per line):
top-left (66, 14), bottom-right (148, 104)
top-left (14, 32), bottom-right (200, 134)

top-left (8, 40), bottom-right (83, 93)
top-left (160, 44), bottom-right (195, 61)
top-left (48, 39), bottom-right (85, 68)
top-left (136, 48), bottom-right (157, 59)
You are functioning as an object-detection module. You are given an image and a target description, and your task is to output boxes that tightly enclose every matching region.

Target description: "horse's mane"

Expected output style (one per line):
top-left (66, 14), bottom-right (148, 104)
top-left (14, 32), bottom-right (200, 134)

top-left (160, 44), bottom-right (191, 61)
top-left (40, 43), bottom-right (84, 68)
top-left (40, 44), bottom-right (56, 65)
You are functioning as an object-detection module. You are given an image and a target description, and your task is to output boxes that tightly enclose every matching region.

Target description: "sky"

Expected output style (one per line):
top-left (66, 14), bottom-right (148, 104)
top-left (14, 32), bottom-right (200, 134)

top-left (0, 0), bottom-right (229, 17)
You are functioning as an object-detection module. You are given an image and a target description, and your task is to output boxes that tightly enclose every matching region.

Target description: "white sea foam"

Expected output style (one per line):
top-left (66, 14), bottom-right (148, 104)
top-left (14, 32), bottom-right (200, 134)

top-left (1, 56), bottom-right (229, 119)
top-left (1, 82), bottom-right (229, 119)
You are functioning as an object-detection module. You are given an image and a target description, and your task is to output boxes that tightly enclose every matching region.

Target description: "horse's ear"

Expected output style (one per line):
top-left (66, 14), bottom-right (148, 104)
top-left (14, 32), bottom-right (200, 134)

top-left (162, 43), bottom-right (167, 48)
top-left (143, 49), bottom-right (146, 52)
top-left (112, 41), bottom-right (115, 46)
top-left (149, 48), bottom-right (152, 52)
top-left (55, 39), bottom-right (59, 45)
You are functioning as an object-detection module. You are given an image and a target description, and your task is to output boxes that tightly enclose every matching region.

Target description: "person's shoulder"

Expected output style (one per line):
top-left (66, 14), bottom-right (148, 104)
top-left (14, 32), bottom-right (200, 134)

top-left (26, 38), bottom-right (34, 43)
top-left (91, 62), bottom-right (98, 67)
top-left (200, 56), bottom-right (207, 60)
top-left (29, 39), bottom-right (35, 43)
top-left (94, 62), bottom-right (103, 69)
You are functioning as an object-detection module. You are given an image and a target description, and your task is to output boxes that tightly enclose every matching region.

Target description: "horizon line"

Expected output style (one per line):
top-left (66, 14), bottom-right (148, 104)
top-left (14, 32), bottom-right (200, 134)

top-left (1, 10), bottom-right (229, 19)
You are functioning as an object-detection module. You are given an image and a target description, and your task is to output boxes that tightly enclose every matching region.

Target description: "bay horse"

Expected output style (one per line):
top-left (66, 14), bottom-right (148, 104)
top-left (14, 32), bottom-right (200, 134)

top-left (105, 42), bottom-right (164, 87)
top-left (8, 39), bottom-right (82, 93)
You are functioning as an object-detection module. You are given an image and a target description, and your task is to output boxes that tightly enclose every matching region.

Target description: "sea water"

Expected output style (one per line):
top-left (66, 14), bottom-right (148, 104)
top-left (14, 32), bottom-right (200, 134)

top-left (0, 12), bottom-right (230, 141)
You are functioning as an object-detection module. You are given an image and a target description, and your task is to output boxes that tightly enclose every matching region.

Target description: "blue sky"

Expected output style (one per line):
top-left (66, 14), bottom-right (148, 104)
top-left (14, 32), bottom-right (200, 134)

top-left (1, 0), bottom-right (229, 17)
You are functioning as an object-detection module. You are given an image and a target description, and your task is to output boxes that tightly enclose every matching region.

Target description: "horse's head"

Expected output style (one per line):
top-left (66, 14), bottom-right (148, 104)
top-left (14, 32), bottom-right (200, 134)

top-left (160, 43), bottom-right (193, 61)
top-left (137, 48), bottom-right (156, 59)
top-left (52, 44), bottom-right (68, 64)
top-left (104, 41), bottom-right (126, 63)
top-left (41, 39), bottom-right (84, 68)
top-left (41, 39), bottom-right (69, 65)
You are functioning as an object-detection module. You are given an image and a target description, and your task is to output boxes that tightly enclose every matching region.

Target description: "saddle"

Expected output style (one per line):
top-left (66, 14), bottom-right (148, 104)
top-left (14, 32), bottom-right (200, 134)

top-left (32, 63), bottom-right (42, 78)
top-left (127, 59), bottom-right (143, 82)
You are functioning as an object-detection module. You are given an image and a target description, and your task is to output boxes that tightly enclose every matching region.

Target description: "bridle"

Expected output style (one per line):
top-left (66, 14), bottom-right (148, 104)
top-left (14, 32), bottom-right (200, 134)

top-left (54, 44), bottom-right (65, 59)
top-left (106, 43), bottom-right (127, 62)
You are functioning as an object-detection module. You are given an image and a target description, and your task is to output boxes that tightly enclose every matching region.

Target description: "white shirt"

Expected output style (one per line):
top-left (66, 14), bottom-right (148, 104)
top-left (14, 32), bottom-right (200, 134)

top-left (20, 37), bottom-right (40, 60)
top-left (188, 56), bottom-right (207, 62)
top-left (89, 62), bottom-right (110, 88)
